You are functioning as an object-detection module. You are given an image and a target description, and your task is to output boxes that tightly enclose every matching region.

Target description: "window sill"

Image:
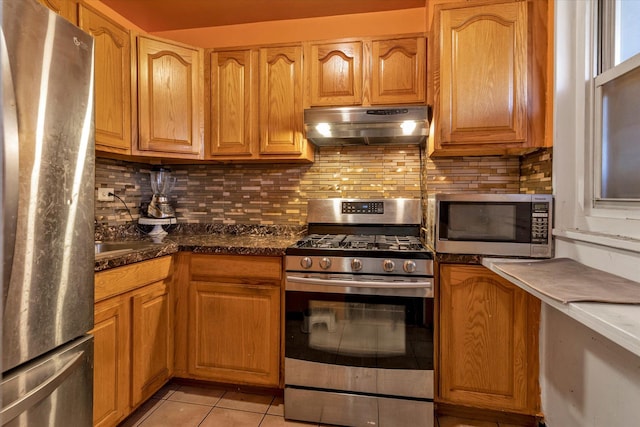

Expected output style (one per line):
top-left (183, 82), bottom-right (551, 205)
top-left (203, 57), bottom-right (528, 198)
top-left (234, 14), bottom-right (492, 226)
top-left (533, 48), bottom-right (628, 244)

top-left (554, 228), bottom-right (640, 254)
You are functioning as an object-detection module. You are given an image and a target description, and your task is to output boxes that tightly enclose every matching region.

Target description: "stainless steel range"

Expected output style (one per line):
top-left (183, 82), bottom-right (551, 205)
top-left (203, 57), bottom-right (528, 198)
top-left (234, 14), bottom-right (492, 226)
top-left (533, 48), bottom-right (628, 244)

top-left (284, 199), bottom-right (434, 427)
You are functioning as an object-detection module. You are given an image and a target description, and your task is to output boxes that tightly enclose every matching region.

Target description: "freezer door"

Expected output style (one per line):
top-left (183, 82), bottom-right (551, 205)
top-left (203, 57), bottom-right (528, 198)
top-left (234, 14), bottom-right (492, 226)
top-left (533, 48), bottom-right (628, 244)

top-left (1, 0), bottom-right (95, 371)
top-left (1, 335), bottom-right (93, 426)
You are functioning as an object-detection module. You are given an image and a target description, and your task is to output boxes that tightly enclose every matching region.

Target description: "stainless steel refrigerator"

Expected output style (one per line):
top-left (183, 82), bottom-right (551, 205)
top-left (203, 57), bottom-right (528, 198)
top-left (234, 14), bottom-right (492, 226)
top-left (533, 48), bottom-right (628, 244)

top-left (1, 0), bottom-right (95, 425)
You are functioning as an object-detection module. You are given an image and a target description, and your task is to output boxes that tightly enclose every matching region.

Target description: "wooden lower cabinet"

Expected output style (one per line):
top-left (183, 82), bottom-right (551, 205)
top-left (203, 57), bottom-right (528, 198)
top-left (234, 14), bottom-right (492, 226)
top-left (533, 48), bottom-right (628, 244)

top-left (131, 280), bottom-right (173, 406)
top-left (174, 253), bottom-right (282, 388)
top-left (188, 280), bottom-right (280, 386)
top-left (438, 264), bottom-right (540, 415)
top-left (92, 256), bottom-right (173, 427)
top-left (91, 295), bottom-right (129, 427)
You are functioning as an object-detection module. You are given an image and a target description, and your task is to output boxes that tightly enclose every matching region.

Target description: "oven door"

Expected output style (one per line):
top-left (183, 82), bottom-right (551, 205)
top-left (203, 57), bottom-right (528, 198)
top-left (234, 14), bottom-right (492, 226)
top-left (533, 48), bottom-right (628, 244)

top-left (284, 272), bottom-right (434, 400)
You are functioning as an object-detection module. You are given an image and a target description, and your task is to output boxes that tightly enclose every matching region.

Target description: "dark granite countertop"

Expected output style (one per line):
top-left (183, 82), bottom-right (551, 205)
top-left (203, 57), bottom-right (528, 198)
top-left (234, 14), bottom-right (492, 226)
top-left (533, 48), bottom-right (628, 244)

top-left (94, 240), bottom-right (180, 272)
top-left (94, 230), bottom-right (302, 272)
top-left (436, 253), bottom-right (482, 265)
top-left (175, 234), bottom-right (299, 256)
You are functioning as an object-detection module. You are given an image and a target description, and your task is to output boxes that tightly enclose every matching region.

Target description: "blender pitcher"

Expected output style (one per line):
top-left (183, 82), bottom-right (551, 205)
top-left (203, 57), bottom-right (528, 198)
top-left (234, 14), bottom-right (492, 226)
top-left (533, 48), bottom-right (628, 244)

top-left (148, 166), bottom-right (176, 218)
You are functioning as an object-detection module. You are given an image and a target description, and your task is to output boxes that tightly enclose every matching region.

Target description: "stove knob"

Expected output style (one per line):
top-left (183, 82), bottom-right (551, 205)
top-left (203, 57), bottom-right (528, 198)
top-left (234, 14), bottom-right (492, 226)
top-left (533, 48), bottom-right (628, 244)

top-left (351, 258), bottom-right (363, 271)
top-left (403, 260), bottom-right (417, 273)
top-left (383, 259), bottom-right (395, 272)
top-left (319, 257), bottom-right (332, 270)
top-left (300, 257), bottom-right (313, 269)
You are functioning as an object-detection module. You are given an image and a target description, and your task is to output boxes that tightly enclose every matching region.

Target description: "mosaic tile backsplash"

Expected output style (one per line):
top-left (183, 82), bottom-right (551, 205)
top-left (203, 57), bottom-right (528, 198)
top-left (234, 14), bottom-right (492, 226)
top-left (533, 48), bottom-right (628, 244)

top-left (95, 146), bottom-right (552, 226)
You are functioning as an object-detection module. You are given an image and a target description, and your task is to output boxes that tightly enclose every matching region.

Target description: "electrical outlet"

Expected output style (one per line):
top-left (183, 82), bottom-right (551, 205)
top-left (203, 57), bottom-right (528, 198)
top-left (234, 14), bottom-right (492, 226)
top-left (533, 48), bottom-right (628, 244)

top-left (97, 188), bottom-right (114, 202)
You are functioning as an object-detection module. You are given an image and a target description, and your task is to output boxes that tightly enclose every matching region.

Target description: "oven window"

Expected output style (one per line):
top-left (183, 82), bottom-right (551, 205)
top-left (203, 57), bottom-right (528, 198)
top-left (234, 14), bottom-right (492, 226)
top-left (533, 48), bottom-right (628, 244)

top-left (285, 291), bottom-right (433, 370)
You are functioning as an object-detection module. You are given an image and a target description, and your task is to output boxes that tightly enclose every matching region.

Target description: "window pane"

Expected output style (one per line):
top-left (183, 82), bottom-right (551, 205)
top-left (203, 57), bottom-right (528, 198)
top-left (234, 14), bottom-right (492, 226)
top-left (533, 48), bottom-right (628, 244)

top-left (601, 66), bottom-right (640, 199)
top-left (615, 0), bottom-right (640, 65)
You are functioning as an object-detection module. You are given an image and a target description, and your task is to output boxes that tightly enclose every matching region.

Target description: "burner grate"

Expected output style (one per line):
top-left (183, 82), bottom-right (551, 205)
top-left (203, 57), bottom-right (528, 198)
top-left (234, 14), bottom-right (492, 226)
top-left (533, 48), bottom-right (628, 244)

top-left (294, 234), bottom-right (425, 251)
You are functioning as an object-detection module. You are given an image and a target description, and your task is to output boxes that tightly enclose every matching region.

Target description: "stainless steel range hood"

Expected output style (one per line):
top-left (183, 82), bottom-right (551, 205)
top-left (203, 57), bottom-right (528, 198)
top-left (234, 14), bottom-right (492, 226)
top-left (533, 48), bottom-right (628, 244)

top-left (304, 105), bottom-right (431, 146)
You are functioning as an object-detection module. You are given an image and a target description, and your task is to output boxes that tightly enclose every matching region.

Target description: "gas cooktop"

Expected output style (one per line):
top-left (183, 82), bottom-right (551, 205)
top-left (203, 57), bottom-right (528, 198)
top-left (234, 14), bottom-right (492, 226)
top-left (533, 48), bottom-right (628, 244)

top-left (295, 234), bottom-right (425, 251)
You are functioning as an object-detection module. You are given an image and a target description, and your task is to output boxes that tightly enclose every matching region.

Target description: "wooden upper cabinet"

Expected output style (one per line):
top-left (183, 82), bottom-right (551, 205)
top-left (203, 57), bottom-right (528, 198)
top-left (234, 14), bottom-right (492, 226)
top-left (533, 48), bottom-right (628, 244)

top-left (431, 1), bottom-right (548, 156)
top-left (136, 35), bottom-right (204, 158)
top-left (207, 49), bottom-right (258, 157)
top-left (305, 35), bottom-right (426, 107)
top-left (306, 41), bottom-right (363, 106)
top-left (371, 37), bottom-right (426, 105)
top-left (259, 45), bottom-right (304, 156)
top-left (438, 264), bottom-right (540, 415)
top-left (78, 4), bottom-right (132, 155)
top-left (37, 0), bottom-right (76, 23)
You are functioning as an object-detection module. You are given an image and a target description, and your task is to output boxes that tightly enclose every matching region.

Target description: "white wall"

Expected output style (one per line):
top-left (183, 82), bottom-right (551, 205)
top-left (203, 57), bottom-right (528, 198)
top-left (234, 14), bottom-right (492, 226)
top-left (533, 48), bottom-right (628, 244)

top-left (544, 1), bottom-right (640, 425)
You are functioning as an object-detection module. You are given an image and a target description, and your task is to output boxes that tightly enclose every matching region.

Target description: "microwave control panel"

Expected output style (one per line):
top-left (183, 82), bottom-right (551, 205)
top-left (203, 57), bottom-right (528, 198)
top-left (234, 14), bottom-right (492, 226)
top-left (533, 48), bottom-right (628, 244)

top-left (531, 202), bottom-right (550, 244)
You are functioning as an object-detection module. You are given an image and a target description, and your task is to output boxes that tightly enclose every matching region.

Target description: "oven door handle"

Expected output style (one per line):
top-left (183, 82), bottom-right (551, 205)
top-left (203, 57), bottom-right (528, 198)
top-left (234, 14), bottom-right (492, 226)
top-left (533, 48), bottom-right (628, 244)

top-left (285, 274), bottom-right (433, 298)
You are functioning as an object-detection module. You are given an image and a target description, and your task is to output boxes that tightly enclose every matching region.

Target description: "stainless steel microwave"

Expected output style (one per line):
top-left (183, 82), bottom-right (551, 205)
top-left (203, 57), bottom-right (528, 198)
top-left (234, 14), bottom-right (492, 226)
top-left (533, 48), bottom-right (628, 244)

top-left (430, 193), bottom-right (553, 258)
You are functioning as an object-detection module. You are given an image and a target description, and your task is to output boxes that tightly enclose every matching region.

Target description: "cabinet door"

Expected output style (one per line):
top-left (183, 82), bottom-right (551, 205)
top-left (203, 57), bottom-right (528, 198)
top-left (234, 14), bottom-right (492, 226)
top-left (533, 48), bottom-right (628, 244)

top-left (78, 5), bottom-right (132, 155)
top-left (439, 264), bottom-right (537, 413)
top-left (137, 36), bottom-right (203, 157)
top-left (131, 280), bottom-right (173, 407)
top-left (188, 281), bottom-right (280, 387)
top-left (259, 45), bottom-right (304, 156)
top-left (306, 41), bottom-right (363, 106)
top-left (208, 49), bottom-right (258, 157)
top-left (91, 295), bottom-right (130, 427)
top-left (371, 37), bottom-right (426, 105)
top-left (37, 0), bottom-right (76, 23)
top-left (438, 2), bottom-right (527, 146)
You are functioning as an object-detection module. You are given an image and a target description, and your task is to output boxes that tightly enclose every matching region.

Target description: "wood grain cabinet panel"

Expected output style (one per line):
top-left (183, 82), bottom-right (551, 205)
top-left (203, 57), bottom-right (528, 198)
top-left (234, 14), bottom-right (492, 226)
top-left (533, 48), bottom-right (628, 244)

top-left (431, 0), bottom-right (549, 156)
top-left (91, 295), bottom-right (130, 427)
top-left (131, 280), bottom-right (173, 407)
top-left (92, 256), bottom-right (173, 427)
top-left (371, 37), bottom-right (426, 105)
top-left (78, 4), bottom-right (132, 155)
top-left (438, 264), bottom-right (540, 415)
top-left (137, 35), bottom-right (203, 158)
top-left (188, 280), bottom-right (280, 387)
top-left (304, 36), bottom-right (425, 107)
top-left (259, 45), bottom-right (304, 156)
top-left (306, 41), bottom-right (363, 106)
top-left (206, 46), bottom-right (313, 162)
top-left (176, 254), bottom-right (282, 388)
top-left (208, 49), bottom-right (257, 157)
top-left (37, 0), bottom-right (76, 23)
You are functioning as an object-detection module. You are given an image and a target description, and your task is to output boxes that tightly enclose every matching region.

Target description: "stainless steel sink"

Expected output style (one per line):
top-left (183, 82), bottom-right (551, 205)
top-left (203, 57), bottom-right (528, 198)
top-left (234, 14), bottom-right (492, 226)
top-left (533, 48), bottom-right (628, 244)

top-left (94, 241), bottom-right (162, 259)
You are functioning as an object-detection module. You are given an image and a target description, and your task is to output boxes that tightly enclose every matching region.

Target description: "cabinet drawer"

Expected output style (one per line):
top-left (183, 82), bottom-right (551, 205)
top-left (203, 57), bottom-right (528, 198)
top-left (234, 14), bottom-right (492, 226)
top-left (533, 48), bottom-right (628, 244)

top-left (190, 254), bottom-right (282, 281)
top-left (95, 256), bottom-right (173, 302)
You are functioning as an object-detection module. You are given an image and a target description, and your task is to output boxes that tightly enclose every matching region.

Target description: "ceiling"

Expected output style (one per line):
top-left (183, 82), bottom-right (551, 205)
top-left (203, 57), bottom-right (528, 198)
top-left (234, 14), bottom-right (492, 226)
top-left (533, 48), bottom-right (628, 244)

top-left (99, 0), bottom-right (426, 32)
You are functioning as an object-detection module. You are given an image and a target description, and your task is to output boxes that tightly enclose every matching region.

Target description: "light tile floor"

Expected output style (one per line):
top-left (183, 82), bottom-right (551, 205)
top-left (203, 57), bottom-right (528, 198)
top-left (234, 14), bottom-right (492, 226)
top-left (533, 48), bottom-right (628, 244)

top-left (119, 381), bottom-right (526, 427)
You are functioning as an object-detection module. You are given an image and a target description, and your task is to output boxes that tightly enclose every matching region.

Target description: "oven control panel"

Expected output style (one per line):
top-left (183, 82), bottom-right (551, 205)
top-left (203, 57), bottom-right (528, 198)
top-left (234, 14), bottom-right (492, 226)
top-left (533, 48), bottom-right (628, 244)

top-left (286, 255), bottom-right (434, 276)
top-left (342, 201), bottom-right (384, 214)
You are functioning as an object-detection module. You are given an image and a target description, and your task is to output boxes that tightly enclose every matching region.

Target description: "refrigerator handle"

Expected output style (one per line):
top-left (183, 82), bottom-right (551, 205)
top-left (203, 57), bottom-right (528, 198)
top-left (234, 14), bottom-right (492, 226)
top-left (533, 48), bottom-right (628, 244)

top-left (1, 28), bottom-right (20, 296)
top-left (0, 350), bottom-right (85, 425)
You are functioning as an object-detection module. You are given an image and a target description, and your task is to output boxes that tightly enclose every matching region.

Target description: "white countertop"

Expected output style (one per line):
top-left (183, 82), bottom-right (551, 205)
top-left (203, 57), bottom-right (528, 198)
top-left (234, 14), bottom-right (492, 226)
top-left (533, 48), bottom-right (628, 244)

top-left (482, 257), bottom-right (640, 358)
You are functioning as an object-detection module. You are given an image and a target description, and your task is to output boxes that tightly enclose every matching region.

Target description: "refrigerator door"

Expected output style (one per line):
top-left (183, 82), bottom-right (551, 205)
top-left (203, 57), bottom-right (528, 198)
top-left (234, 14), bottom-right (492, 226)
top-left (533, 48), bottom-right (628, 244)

top-left (1, 0), bottom-right (95, 371)
top-left (1, 335), bottom-right (93, 426)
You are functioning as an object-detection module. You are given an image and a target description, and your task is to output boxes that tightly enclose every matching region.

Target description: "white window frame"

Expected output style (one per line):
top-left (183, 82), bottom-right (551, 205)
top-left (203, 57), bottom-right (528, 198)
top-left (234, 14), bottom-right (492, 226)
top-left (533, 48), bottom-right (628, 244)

top-left (553, 0), bottom-right (640, 250)
top-left (592, 0), bottom-right (640, 207)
